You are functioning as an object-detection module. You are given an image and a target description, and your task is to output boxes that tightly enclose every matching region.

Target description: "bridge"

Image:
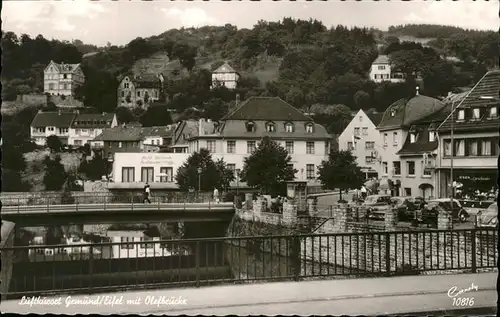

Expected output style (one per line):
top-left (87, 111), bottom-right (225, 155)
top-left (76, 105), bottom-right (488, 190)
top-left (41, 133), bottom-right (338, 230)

top-left (1, 202), bottom-right (235, 226)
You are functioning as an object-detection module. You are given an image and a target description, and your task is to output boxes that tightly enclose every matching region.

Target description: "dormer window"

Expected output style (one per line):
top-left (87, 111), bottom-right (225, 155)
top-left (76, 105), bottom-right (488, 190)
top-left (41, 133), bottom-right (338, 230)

top-left (305, 123), bottom-right (314, 133)
top-left (390, 109), bottom-right (396, 117)
top-left (266, 122), bottom-right (276, 133)
top-left (457, 109), bottom-right (465, 121)
top-left (410, 133), bottom-right (417, 144)
top-left (245, 121), bottom-right (256, 133)
top-left (489, 107), bottom-right (497, 118)
top-left (284, 122), bottom-right (294, 133)
top-left (429, 131), bottom-right (436, 142)
top-left (472, 108), bottom-right (480, 120)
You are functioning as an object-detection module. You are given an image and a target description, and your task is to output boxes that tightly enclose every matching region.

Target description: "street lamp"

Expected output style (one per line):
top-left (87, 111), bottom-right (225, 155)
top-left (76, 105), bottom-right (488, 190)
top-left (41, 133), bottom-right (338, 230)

top-left (197, 167), bottom-right (202, 193)
top-left (235, 168), bottom-right (241, 196)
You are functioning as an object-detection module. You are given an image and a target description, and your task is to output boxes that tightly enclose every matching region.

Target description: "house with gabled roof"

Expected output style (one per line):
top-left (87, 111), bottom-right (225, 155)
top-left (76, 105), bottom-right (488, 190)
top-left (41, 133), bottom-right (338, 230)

top-left (436, 70), bottom-right (500, 199)
top-left (30, 110), bottom-right (77, 146)
top-left (117, 73), bottom-right (164, 108)
top-left (369, 55), bottom-right (405, 83)
top-left (211, 61), bottom-right (240, 90)
top-left (338, 109), bottom-right (383, 179)
top-left (44, 60), bottom-right (85, 96)
top-left (376, 87), bottom-right (445, 196)
top-left (68, 112), bottom-right (118, 146)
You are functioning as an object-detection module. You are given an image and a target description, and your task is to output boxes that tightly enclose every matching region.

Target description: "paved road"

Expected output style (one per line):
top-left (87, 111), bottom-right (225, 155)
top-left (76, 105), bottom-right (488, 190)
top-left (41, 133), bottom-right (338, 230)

top-left (2, 272), bottom-right (496, 315)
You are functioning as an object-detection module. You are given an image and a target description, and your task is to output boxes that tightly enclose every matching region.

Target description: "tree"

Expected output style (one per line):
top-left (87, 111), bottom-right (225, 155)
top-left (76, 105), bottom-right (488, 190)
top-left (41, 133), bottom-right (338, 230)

top-left (115, 106), bottom-right (135, 124)
top-left (46, 135), bottom-right (63, 153)
top-left (139, 105), bottom-right (173, 127)
top-left (310, 104), bottom-right (352, 134)
top-left (43, 155), bottom-right (68, 190)
top-left (203, 98), bottom-right (228, 121)
top-left (353, 90), bottom-right (370, 109)
top-left (78, 153), bottom-right (110, 180)
top-left (2, 169), bottom-right (31, 192)
top-left (2, 145), bottom-right (27, 172)
top-left (175, 148), bottom-right (231, 191)
top-left (240, 137), bottom-right (296, 195)
top-left (317, 150), bottom-right (364, 202)
top-left (214, 158), bottom-right (235, 191)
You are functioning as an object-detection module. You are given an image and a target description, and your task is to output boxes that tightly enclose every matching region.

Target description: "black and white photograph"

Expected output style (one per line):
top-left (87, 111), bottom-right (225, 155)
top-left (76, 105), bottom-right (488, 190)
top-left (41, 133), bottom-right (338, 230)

top-left (0, 0), bottom-right (498, 315)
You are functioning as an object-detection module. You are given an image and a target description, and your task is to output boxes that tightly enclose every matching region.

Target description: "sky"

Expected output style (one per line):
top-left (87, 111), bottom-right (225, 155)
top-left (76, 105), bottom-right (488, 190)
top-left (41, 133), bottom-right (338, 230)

top-left (3, 0), bottom-right (498, 46)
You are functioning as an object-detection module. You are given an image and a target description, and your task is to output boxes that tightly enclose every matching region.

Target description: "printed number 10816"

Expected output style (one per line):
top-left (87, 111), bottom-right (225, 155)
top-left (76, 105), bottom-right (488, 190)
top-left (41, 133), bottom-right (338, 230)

top-left (452, 297), bottom-right (474, 307)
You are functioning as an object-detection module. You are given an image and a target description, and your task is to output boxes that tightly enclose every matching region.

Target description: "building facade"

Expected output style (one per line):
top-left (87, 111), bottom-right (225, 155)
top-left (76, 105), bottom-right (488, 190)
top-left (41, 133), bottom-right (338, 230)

top-left (30, 110), bottom-right (76, 146)
top-left (211, 62), bottom-right (240, 90)
top-left (369, 55), bottom-right (405, 83)
top-left (106, 230), bottom-right (167, 259)
top-left (436, 70), bottom-right (500, 199)
top-left (376, 90), bottom-right (445, 197)
top-left (68, 113), bottom-right (118, 146)
top-left (44, 61), bottom-right (85, 96)
top-left (338, 109), bottom-right (383, 178)
top-left (117, 74), bottom-right (164, 108)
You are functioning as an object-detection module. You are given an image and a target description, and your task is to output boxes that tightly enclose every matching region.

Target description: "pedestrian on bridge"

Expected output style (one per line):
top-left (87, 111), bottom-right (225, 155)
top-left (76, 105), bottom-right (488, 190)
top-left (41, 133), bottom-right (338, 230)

top-left (213, 187), bottom-right (220, 204)
top-left (143, 183), bottom-right (152, 204)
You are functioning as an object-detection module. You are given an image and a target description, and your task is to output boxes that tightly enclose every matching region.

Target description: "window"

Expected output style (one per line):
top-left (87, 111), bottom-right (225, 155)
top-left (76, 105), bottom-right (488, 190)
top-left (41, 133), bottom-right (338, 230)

top-left (121, 91), bottom-right (125, 97)
top-left (306, 164), bottom-right (315, 180)
top-left (141, 167), bottom-right (154, 183)
top-left (160, 167), bottom-right (173, 182)
top-left (140, 237), bottom-right (154, 249)
top-left (359, 116), bottom-right (363, 122)
top-left (365, 156), bottom-right (374, 164)
top-left (410, 133), bottom-right (417, 143)
top-left (455, 140), bottom-right (465, 156)
top-left (247, 141), bottom-right (256, 153)
top-left (422, 161), bottom-right (432, 176)
top-left (124, 83), bottom-right (129, 89)
top-left (305, 123), bottom-right (314, 133)
top-left (468, 140), bottom-right (478, 156)
top-left (120, 237), bottom-right (134, 250)
top-left (392, 161), bottom-right (401, 175)
top-left (362, 127), bottom-right (368, 135)
top-left (472, 108), bottom-right (480, 120)
top-left (122, 167), bottom-right (135, 182)
top-left (48, 83), bottom-right (55, 90)
top-left (63, 74), bottom-right (67, 79)
top-left (266, 122), bottom-right (276, 132)
top-left (444, 140), bottom-right (451, 156)
top-left (48, 127), bottom-right (55, 131)
top-left (354, 127), bottom-right (360, 136)
top-left (407, 161), bottom-right (415, 176)
top-left (404, 188), bottom-right (412, 196)
top-left (378, 65), bottom-right (386, 70)
top-left (383, 133), bottom-right (388, 146)
top-left (227, 141), bottom-right (236, 153)
top-left (285, 141), bottom-right (294, 154)
top-left (382, 162), bottom-right (388, 174)
top-left (390, 110), bottom-right (396, 117)
top-left (206, 140), bottom-right (216, 153)
top-left (306, 141), bottom-right (315, 154)
top-left (393, 132), bottom-right (398, 145)
top-left (457, 110), bottom-right (465, 120)
top-left (74, 140), bottom-right (82, 146)
top-left (429, 131), bottom-right (435, 142)
top-left (137, 91), bottom-right (141, 97)
top-left (365, 141), bottom-right (375, 150)
top-left (489, 107), bottom-right (497, 118)
top-left (59, 128), bottom-right (68, 134)
top-left (245, 121), bottom-right (255, 132)
top-left (285, 123), bottom-right (294, 133)
top-left (347, 141), bottom-right (354, 151)
top-left (481, 140), bottom-right (492, 156)
top-left (36, 127), bottom-right (45, 133)
top-left (63, 84), bottom-right (67, 90)
top-left (118, 142), bottom-right (123, 148)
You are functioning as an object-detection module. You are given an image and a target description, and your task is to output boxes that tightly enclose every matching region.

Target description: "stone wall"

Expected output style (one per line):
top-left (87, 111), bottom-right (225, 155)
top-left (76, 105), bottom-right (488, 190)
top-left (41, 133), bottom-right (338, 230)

top-left (17, 94), bottom-right (47, 106)
top-left (1, 221), bottom-right (16, 299)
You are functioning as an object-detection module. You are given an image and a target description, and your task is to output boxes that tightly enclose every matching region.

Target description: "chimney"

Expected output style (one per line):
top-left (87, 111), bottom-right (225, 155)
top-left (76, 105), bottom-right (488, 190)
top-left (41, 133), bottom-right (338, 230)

top-left (416, 86), bottom-right (420, 96)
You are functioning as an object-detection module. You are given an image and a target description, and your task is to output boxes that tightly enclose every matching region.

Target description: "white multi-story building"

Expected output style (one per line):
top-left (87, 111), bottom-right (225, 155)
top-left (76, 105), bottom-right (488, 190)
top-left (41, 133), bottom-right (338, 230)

top-left (338, 109), bottom-right (383, 179)
top-left (30, 110), bottom-right (76, 146)
top-left (111, 97), bottom-right (333, 185)
top-left (369, 55), bottom-right (405, 83)
top-left (211, 62), bottom-right (240, 90)
top-left (106, 230), bottom-right (169, 259)
top-left (117, 74), bottom-right (164, 108)
top-left (68, 113), bottom-right (118, 146)
top-left (44, 60), bottom-right (85, 96)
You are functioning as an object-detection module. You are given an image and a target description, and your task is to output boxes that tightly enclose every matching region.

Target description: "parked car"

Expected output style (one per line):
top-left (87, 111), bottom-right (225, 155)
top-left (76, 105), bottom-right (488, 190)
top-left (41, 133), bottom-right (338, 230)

top-left (476, 202), bottom-right (498, 228)
top-left (391, 197), bottom-right (424, 221)
top-left (419, 198), bottom-right (469, 226)
top-left (363, 195), bottom-right (392, 220)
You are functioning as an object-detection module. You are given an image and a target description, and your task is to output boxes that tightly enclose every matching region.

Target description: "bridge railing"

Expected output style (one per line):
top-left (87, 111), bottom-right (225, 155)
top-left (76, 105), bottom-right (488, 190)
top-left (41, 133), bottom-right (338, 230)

top-left (1, 192), bottom-right (216, 206)
top-left (2, 228), bottom-right (497, 299)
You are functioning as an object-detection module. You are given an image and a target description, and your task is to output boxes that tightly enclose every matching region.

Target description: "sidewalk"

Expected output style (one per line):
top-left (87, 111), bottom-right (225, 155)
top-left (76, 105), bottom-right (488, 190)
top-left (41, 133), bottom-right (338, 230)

top-left (1, 272), bottom-right (496, 315)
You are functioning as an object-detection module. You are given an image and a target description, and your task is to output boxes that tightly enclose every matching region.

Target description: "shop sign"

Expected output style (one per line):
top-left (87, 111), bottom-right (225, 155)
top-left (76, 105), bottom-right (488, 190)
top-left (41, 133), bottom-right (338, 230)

top-left (140, 155), bottom-right (175, 165)
top-left (457, 175), bottom-right (493, 182)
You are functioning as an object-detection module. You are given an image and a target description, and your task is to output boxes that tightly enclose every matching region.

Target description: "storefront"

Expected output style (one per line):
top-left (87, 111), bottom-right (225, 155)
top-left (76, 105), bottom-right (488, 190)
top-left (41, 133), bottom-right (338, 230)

top-left (439, 169), bottom-right (498, 199)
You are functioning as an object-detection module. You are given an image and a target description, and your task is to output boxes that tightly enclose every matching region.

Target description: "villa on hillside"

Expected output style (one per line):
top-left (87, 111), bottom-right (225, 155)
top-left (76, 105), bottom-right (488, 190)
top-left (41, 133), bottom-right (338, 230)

top-left (117, 74), bottom-right (164, 109)
top-left (211, 62), bottom-right (240, 90)
top-left (44, 60), bottom-right (85, 97)
top-left (369, 55), bottom-right (405, 83)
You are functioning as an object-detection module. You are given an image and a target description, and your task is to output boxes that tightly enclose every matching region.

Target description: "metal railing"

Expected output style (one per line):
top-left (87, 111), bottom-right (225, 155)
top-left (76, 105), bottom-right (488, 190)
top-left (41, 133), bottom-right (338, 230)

top-left (2, 228), bottom-right (497, 298)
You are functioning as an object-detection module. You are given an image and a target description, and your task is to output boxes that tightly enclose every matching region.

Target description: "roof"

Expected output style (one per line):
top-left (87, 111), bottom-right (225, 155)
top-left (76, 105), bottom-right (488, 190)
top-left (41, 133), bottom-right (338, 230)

top-left (172, 121), bottom-right (199, 145)
top-left (217, 121), bottom-right (331, 140)
top-left (372, 55), bottom-right (390, 65)
top-left (366, 112), bottom-right (383, 126)
top-left (31, 111), bottom-right (76, 128)
top-left (213, 62), bottom-right (237, 74)
top-left (46, 61), bottom-right (81, 74)
top-left (142, 125), bottom-right (176, 138)
top-left (377, 94), bottom-right (445, 131)
top-left (119, 74), bottom-right (162, 89)
top-left (438, 70), bottom-right (500, 133)
top-left (223, 97), bottom-right (313, 121)
top-left (72, 113), bottom-right (115, 128)
top-left (397, 124), bottom-right (438, 156)
top-left (93, 127), bottom-right (145, 141)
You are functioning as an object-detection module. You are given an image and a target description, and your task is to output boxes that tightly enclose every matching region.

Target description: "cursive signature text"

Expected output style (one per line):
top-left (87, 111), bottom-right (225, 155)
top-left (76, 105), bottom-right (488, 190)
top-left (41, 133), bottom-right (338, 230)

top-left (447, 283), bottom-right (479, 298)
